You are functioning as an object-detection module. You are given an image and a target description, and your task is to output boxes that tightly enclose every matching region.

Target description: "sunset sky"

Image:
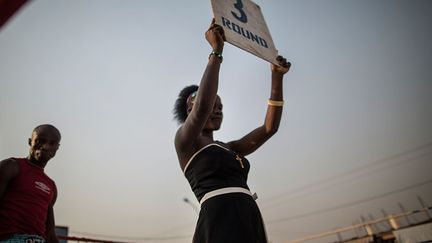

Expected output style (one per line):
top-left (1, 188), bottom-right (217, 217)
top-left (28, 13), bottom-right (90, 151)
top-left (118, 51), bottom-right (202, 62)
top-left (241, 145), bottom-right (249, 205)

top-left (1, 1), bottom-right (431, 242)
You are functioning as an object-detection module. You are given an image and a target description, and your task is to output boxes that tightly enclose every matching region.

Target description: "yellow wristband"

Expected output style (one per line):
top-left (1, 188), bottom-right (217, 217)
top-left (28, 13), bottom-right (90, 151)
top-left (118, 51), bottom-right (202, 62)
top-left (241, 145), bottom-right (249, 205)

top-left (268, 99), bottom-right (284, 106)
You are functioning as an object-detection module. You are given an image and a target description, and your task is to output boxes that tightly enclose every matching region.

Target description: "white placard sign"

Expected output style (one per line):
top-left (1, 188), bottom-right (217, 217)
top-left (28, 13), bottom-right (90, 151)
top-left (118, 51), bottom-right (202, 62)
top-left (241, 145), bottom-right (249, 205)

top-left (211, 0), bottom-right (278, 64)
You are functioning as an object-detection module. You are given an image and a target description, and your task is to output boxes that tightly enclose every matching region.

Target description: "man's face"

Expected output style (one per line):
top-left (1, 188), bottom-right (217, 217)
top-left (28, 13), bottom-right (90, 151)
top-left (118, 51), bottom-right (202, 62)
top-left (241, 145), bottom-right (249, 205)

top-left (29, 127), bottom-right (61, 163)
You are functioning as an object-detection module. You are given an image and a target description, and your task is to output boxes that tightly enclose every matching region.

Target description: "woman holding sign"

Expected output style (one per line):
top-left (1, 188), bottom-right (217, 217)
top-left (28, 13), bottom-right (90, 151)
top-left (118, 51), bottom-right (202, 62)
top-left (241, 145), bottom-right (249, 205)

top-left (173, 20), bottom-right (291, 243)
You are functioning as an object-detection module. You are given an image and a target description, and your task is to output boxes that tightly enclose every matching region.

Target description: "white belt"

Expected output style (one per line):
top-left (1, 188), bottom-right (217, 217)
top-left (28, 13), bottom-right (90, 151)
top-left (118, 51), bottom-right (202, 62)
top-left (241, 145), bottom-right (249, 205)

top-left (200, 187), bottom-right (258, 205)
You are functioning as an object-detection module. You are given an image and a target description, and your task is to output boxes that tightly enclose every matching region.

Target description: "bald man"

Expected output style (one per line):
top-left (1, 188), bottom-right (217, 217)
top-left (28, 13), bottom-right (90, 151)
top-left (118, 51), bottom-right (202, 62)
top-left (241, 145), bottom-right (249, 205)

top-left (0, 124), bottom-right (61, 243)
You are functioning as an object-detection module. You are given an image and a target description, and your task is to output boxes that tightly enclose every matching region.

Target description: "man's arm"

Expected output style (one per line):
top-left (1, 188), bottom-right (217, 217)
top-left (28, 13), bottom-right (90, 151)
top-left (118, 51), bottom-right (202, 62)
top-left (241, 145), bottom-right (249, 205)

top-left (45, 186), bottom-right (59, 243)
top-left (0, 158), bottom-right (19, 201)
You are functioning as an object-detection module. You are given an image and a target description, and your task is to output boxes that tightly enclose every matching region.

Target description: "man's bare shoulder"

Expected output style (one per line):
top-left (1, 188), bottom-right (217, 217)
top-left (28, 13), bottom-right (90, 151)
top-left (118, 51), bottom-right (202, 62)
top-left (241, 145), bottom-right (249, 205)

top-left (0, 158), bottom-right (20, 177)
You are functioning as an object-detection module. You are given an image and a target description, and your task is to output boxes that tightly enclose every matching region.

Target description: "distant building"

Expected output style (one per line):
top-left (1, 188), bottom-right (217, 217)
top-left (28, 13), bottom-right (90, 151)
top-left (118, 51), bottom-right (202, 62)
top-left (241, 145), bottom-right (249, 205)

top-left (393, 222), bottom-right (432, 243)
top-left (55, 226), bottom-right (69, 243)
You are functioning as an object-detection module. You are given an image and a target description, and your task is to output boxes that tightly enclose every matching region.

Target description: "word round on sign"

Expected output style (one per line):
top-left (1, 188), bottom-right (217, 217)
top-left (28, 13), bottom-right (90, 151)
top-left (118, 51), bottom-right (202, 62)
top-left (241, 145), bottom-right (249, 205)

top-left (211, 0), bottom-right (279, 65)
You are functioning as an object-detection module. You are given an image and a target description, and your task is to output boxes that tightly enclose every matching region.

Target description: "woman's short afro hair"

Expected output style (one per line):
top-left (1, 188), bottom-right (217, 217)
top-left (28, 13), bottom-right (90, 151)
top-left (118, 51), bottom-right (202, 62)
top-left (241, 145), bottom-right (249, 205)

top-left (173, 85), bottom-right (199, 124)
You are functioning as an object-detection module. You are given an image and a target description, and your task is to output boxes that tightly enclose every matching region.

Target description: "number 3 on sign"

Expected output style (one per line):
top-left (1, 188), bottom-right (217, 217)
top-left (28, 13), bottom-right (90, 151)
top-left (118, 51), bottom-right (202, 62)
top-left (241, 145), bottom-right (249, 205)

top-left (231, 0), bottom-right (247, 23)
top-left (210, 0), bottom-right (279, 65)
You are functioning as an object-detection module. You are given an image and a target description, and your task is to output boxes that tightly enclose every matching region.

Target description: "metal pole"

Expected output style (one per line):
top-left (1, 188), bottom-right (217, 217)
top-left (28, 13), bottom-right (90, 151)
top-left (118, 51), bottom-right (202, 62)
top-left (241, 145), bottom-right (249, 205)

top-left (183, 197), bottom-right (199, 215)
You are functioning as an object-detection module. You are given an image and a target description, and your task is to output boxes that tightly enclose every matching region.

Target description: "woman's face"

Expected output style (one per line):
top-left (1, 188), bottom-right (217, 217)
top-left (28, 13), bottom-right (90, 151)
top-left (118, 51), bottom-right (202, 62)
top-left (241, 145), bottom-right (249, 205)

top-left (204, 96), bottom-right (223, 131)
top-left (187, 95), bottom-right (223, 131)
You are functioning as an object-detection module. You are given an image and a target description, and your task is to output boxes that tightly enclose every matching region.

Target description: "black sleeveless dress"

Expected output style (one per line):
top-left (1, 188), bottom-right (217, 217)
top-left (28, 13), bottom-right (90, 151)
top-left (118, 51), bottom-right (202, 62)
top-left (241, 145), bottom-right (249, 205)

top-left (183, 143), bottom-right (267, 243)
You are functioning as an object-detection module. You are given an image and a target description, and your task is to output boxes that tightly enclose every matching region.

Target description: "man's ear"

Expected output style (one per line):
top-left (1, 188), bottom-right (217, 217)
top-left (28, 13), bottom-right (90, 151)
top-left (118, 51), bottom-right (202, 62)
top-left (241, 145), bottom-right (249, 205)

top-left (28, 138), bottom-right (32, 146)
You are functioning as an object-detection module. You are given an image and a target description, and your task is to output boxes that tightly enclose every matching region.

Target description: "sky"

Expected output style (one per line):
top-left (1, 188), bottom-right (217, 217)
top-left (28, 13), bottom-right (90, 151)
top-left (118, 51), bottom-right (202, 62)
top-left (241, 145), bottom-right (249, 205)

top-left (1, 1), bottom-right (432, 242)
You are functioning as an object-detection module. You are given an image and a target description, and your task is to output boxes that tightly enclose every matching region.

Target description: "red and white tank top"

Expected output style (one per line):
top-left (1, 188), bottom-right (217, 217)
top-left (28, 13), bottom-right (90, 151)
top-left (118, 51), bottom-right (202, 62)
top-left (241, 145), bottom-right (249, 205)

top-left (0, 158), bottom-right (56, 240)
